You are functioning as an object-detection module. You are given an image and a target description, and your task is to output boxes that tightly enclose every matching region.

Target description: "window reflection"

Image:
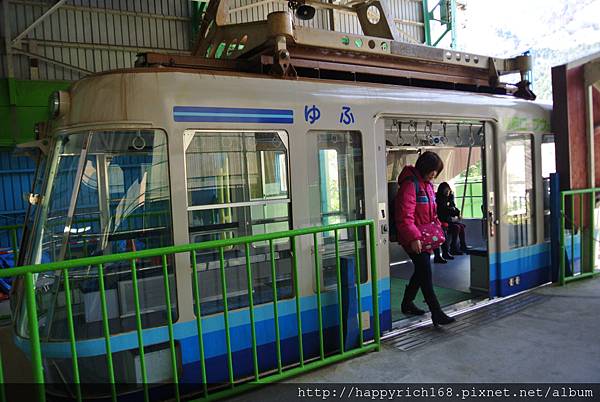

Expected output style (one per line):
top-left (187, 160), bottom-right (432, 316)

top-left (184, 130), bottom-right (292, 315)
top-left (17, 130), bottom-right (175, 341)
top-left (505, 135), bottom-right (535, 248)
top-left (309, 131), bottom-right (367, 286)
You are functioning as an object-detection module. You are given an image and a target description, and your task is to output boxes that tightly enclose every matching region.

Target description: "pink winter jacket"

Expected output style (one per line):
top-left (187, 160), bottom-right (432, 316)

top-left (394, 166), bottom-right (442, 253)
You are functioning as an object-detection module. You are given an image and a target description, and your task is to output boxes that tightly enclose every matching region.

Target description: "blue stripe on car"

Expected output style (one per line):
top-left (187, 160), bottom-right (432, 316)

top-left (173, 106), bottom-right (294, 123)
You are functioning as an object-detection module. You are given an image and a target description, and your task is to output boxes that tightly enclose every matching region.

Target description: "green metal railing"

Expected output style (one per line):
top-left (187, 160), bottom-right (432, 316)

top-left (0, 224), bottom-right (22, 261)
top-left (0, 219), bottom-right (380, 402)
top-left (559, 188), bottom-right (600, 285)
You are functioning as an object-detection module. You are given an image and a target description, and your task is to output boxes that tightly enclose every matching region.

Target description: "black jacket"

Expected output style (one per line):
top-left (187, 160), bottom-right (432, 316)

top-left (436, 192), bottom-right (460, 224)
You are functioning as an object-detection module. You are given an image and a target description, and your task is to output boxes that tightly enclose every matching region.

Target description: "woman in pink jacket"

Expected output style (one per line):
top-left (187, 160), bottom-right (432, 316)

top-left (394, 151), bottom-right (456, 326)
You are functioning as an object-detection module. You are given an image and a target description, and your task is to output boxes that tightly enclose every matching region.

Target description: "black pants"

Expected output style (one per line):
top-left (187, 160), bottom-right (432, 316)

top-left (403, 252), bottom-right (441, 312)
top-left (447, 222), bottom-right (467, 251)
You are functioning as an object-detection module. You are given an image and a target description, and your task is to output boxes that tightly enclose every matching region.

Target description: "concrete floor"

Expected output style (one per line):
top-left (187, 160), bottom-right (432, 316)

top-left (1, 277), bottom-right (598, 400)
top-left (231, 277), bottom-right (600, 400)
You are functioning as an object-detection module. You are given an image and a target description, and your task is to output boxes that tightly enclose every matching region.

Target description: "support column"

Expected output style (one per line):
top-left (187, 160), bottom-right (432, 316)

top-left (583, 61), bottom-right (600, 273)
top-left (450, 0), bottom-right (456, 49)
top-left (552, 54), bottom-right (600, 276)
top-left (422, 0), bottom-right (431, 46)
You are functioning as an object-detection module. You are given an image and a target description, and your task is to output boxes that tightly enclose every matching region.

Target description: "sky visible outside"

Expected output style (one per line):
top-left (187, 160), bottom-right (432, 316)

top-left (448, 0), bottom-right (600, 101)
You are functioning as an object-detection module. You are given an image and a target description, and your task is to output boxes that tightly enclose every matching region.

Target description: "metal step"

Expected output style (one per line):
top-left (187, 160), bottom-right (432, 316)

top-left (384, 292), bottom-right (548, 351)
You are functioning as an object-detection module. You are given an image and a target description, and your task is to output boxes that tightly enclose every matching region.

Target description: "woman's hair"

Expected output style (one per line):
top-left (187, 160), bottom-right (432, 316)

top-left (436, 182), bottom-right (451, 197)
top-left (415, 151), bottom-right (444, 178)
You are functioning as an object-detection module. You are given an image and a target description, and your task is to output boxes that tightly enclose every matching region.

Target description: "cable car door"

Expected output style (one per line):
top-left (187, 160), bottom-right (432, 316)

top-left (374, 117), bottom-right (392, 331)
top-left (481, 122), bottom-right (500, 298)
top-left (492, 132), bottom-right (539, 297)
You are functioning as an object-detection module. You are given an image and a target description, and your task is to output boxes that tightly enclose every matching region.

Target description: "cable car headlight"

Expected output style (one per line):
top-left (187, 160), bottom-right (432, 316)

top-left (48, 90), bottom-right (70, 119)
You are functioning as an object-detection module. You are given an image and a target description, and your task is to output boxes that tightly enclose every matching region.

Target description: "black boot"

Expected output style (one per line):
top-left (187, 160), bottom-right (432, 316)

top-left (433, 256), bottom-right (447, 264)
top-left (450, 232), bottom-right (462, 255)
top-left (433, 248), bottom-right (447, 264)
top-left (441, 243), bottom-right (454, 260)
top-left (450, 247), bottom-right (464, 255)
top-left (401, 301), bottom-right (426, 316)
top-left (459, 229), bottom-right (468, 252)
top-left (421, 288), bottom-right (453, 326)
top-left (431, 309), bottom-right (456, 326)
top-left (442, 250), bottom-right (454, 260)
top-left (401, 286), bottom-right (425, 316)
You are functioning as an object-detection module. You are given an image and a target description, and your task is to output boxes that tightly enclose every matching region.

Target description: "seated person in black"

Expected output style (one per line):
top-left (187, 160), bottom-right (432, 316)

top-left (434, 182), bottom-right (468, 263)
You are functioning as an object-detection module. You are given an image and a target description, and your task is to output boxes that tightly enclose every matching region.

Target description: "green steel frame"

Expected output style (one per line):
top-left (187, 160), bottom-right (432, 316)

top-left (0, 219), bottom-right (380, 402)
top-left (559, 188), bottom-right (600, 285)
top-left (0, 225), bottom-right (21, 261)
top-left (422, 0), bottom-right (456, 48)
top-left (191, 1), bottom-right (208, 40)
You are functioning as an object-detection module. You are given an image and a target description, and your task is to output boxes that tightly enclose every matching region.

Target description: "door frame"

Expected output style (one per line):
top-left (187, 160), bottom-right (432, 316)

top-left (373, 114), bottom-right (499, 308)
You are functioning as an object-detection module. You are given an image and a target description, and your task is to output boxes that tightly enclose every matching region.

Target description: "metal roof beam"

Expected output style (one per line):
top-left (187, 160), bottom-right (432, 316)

top-left (11, 0), bottom-right (67, 46)
top-left (11, 0), bottom-right (190, 22)
top-left (12, 48), bottom-right (92, 75)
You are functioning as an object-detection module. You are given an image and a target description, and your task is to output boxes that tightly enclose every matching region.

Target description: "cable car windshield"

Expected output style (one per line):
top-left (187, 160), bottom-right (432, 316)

top-left (14, 129), bottom-right (174, 340)
top-left (29, 130), bottom-right (172, 265)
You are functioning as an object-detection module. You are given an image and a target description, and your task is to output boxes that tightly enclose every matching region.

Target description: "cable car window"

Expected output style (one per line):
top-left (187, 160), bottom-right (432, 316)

top-left (308, 130), bottom-right (367, 286)
top-left (184, 130), bottom-right (292, 316)
top-left (451, 160), bottom-right (484, 220)
top-left (541, 135), bottom-right (556, 240)
top-left (16, 129), bottom-right (175, 340)
top-left (505, 134), bottom-right (536, 248)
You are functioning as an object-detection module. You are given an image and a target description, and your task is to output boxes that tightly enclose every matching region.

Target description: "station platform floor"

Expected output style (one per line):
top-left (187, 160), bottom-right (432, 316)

top-left (232, 276), bottom-right (600, 400)
top-left (0, 275), bottom-right (598, 400)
